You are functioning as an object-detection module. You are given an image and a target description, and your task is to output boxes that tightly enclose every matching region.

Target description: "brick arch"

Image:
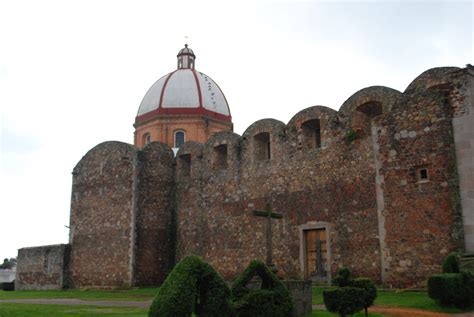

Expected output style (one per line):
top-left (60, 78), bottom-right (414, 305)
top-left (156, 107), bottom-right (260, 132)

top-left (287, 106), bottom-right (338, 151)
top-left (176, 140), bottom-right (205, 156)
top-left (173, 128), bottom-right (187, 134)
top-left (176, 141), bottom-right (205, 179)
top-left (287, 105), bottom-right (338, 128)
top-left (205, 131), bottom-right (241, 171)
top-left (339, 86), bottom-right (401, 119)
top-left (141, 141), bottom-right (174, 165)
top-left (73, 141), bottom-right (138, 175)
top-left (403, 67), bottom-right (460, 94)
top-left (241, 119), bottom-right (286, 163)
top-left (206, 130), bottom-right (241, 147)
top-left (242, 118), bottom-right (286, 140)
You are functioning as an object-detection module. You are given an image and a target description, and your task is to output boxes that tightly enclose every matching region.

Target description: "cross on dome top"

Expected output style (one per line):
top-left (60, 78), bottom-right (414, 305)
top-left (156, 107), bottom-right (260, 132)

top-left (177, 44), bottom-right (196, 69)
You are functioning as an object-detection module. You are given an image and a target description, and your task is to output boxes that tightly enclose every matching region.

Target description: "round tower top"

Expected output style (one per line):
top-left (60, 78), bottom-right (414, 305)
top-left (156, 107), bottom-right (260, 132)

top-left (177, 44), bottom-right (196, 69)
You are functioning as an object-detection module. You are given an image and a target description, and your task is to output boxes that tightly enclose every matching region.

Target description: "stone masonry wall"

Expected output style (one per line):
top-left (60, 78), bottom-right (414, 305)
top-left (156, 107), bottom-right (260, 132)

top-left (378, 70), bottom-right (465, 287)
top-left (134, 142), bottom-right (175, 286)
top-left (175, 67), bottom-right (468, 288)
top-left (451, 66), bottom-right (474, 253)
top-left (69, 141), bottom-right (138, 287)
top-left (16, 244), bottom-right (70, 290)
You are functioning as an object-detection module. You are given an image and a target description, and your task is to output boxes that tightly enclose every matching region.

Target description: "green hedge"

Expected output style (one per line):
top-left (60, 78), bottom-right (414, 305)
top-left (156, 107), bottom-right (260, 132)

top-left (148, 255), bottom-right (233, 317)
top-left (428, 271), bottom-right (474, 309)
top-left (442, 252), bottom-right (460, 274)
top-left (0, 282), bottom-right (14, 291)
top-left (149, 258), bottom-right (295, 317)
top-left (323, 287), bottom-right (366, 317)
top-left (231, 260), bottom-right (293, 317)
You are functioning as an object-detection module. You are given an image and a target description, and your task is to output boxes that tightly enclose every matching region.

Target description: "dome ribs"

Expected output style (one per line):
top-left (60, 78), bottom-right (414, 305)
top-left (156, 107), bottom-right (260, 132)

top-left (158, 70), bottom-right (178, 109)
top-left (191, 69), bottom-right (203, 108)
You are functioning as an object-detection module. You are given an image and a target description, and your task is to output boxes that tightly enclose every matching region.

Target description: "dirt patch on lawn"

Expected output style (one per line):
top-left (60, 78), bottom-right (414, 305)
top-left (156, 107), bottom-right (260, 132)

top-left (313, 304), bottom-right (474, 316)
top-left (369, 306), bottom-right (474, 317)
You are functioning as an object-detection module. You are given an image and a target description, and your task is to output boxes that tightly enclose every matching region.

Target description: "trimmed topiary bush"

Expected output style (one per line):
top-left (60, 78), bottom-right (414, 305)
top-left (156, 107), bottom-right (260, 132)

top-left (231, 260), bottom-right (293, 317)
top-left (326, 268), bottom-right (377, 317)
top-left (148, 255), bottom-right (233, 317)
top-left (442, 252), bottom-right (460, 273)
top-left (333, 267), bottom-right (352, 287)
top-left (323, 287), bottom-right (366, 317)
top-left (149, 257), bottom-right (296, 317)
top-left (428, 271), bottom-right (474, 309)
top-left (352, 278), bottom-right (377, 317)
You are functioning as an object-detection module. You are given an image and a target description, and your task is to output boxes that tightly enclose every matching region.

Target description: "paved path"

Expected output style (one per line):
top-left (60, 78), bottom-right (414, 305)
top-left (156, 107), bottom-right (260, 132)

top-left (0, 298), bottom-right (152, 308)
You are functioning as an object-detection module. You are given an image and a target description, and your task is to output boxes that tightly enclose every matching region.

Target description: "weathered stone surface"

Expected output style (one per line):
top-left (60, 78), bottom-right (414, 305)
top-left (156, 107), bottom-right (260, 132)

top-left (69, 141), bottom-right (175, 288)
top-left (283, 280), bottom-right (312, 317)
top-left (69, 141), bottom-right (139, 288)
top-left (175, 66), bottom-right (471, 288)
top-left (452, 66), bottom-right (474, 253)
top-left (16, 244), bottom-right (70, 290)
top-left (134, 142), bottom-right (175, 286)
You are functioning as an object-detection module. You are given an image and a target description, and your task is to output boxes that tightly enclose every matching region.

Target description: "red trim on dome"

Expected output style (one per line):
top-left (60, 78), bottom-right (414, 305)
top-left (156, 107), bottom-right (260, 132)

top-left (191, 69), bottom-right (203, 108)
top-left (135, 107), bottom-right (232, 124)
top-left (158, 70), bottom-right (177, 108)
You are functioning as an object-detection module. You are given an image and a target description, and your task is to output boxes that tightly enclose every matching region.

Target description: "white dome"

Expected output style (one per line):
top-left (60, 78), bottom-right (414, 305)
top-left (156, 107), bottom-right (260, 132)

top-left (137, 69), bottom-right (230, 118)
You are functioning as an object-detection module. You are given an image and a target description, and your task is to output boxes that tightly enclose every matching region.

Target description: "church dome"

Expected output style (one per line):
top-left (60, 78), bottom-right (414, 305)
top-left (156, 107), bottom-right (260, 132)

top-left (135, 45), bottom-right (231, 124)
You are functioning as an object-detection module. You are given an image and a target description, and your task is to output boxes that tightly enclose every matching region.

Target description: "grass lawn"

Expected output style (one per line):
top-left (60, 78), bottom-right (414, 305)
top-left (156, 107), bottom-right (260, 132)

top-left (0, 288), bottom-right (159, 301)
top-left (0, 306), bottom-right (382, 317)
top-left (0, 303), bottom-right (383, 317)
top-left (312, 287), bottom-right (470, 313)
top-left (1, 287), bottom-right (472, 316)
top-left (0, 303), bottom-right (148, 317)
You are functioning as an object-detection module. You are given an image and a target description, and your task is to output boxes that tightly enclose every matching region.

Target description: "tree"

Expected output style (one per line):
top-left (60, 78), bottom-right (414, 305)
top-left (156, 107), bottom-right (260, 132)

top-left (0, 258), bottom-right (17, 269)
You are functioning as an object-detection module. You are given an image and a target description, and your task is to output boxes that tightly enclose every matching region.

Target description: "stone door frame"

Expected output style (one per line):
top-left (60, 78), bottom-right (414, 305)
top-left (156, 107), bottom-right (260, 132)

top-left (299, 221), bottom-right (332, 284)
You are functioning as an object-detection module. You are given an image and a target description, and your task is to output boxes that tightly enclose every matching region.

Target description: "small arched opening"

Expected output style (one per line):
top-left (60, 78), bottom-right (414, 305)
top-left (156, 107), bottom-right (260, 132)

top-left (213, 144), bottom-right (228, 170)
top-left (174, 130), bottom-right (186, 148)
top-left (143, 133), bottom-right (151, 146)
top-left (301, 119), bottom-right (321, 149)
top-left (254, 132), bottom-right (271, 161)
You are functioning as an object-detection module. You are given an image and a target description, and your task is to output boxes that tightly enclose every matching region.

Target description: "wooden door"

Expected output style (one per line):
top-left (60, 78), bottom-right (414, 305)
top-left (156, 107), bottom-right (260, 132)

top-left (305, 228), bottom-right (328, 281)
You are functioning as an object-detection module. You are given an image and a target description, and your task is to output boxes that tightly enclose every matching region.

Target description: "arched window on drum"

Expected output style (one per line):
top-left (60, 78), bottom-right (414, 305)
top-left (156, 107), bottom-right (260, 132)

top-left (143, 133), bottom-right (151, 146)
top-left (174, 130), bottom-right (186, 148)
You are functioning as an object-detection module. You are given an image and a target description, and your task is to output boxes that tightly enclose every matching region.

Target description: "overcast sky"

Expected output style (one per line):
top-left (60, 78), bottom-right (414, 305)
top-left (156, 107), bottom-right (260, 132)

top-left (0, 0), bottom-right (472, 259)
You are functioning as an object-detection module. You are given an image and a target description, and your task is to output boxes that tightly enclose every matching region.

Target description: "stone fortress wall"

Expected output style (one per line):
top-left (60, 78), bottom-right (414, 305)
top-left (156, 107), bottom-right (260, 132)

top-left (68, 141), bottom-right (175, 288)
top-left (15, 66), bottom-right (474, 289)
top-left (174, 66), bottom-right (472, 288)
top-left (16, 244), bottom-right (70, 290)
